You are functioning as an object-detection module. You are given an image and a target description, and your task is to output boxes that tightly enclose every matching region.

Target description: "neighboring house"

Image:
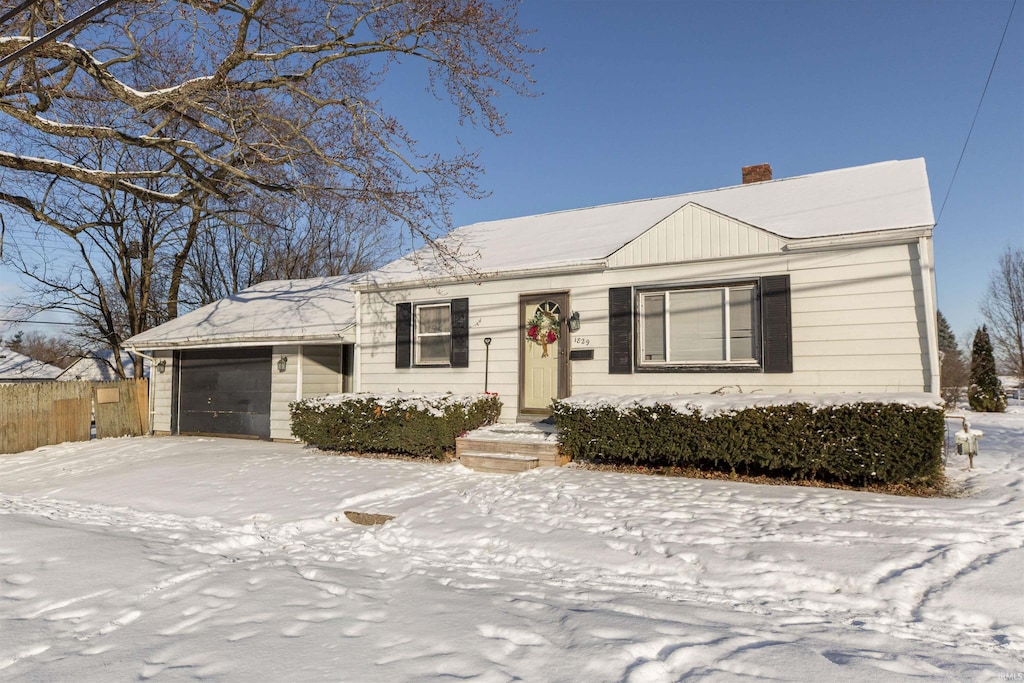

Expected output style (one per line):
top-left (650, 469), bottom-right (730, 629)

top-left (123, 276), bottom-right (357, 439)
top-left (354, 159), bottom-right (939, 423)
top-left (58, 350), bottom-right (150, 381)
top-left (0, 348), bottom-right (63, 383)
top-left (127, 158), bottom-right (940, 438)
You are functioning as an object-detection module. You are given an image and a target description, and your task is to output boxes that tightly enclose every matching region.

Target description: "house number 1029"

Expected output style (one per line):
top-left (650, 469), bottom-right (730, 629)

top-left (573, 337), bottom-right (591, 346)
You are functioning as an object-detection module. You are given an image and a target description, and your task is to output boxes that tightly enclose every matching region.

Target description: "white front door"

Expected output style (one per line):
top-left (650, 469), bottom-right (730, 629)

top-left (519, 293), bottom-right (569, 414)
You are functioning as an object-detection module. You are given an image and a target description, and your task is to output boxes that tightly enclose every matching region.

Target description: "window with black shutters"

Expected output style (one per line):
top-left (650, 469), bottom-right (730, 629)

top-left (608, 275), bottom-right (791, 374)
top-left (395, 298), bottom-right (469, 368)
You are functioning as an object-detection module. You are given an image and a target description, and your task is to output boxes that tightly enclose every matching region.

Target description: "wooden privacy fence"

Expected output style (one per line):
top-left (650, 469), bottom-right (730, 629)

top-left (0, 379), bottom-right (149, 454)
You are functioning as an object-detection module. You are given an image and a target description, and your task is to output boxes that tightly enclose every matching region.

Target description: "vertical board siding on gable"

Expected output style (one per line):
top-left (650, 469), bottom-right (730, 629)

top-left (606, 204), bottom-right (784, 268)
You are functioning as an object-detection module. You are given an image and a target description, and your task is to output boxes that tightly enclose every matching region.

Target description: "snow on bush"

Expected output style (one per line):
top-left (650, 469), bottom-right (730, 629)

top-left (554, 392), bottom-right (946, 487)
top-left (290, 392), bottom-right (502, 458)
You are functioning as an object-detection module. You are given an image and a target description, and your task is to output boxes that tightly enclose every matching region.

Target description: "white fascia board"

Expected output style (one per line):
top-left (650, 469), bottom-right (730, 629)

top-left (352, 261), bottom-right (606, 293)
top-left (123, 327), bottom-right (356, 352)
top-left (780, 226), bottom-right (933, 252)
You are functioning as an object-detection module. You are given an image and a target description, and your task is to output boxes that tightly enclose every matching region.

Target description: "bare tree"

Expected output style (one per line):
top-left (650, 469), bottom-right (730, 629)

top-left (183, 193), bottom-right (391, 307)
top-left (981, 246), bottom-right (1024, 382)
top-left (1, 0), bottom-right (535, 359)
top-left (3, 330), bottom-right (82, 368)
top-left (3, 138), bottom-right (198, 376)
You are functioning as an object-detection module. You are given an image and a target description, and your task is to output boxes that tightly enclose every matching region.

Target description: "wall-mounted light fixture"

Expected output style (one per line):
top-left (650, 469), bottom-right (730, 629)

top-left (277, 355), bottom-right (288, 372)
top-left (156, 359), bottom-right (167, 374)
top-left (568, 311), bottom-right (581, 333)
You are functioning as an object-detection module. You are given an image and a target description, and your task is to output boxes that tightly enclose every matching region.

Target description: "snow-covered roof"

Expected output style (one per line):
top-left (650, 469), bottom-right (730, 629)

top-left (123, 276), bottom-right (357, 350)
top-left (360, 159), bottom-right (934, 286)
top-left (57, 350), bottom-right (149, 381)
top-left (0, 348), bottom-right (63, 382)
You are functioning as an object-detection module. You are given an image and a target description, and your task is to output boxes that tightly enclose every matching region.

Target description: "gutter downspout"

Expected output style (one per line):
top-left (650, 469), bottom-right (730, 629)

top-left (918, 236), bottom-right (940, 394)
top-left (353, 290), bottom-right (361, 393)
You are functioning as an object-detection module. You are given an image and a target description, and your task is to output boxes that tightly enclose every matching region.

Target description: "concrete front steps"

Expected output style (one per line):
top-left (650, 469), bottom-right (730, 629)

top-left (456, 421), bottom-right (568, 474)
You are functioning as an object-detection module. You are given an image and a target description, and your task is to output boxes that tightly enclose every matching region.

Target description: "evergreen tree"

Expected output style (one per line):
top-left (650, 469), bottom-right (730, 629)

top-left (937, 311), bottom-right (968, 407)
top-left (4, 331), bottom-right (24, 352)
top-left (968, 326), bottom-right (1006, 412)
top-left (937, 311), bottom-right (960, 358)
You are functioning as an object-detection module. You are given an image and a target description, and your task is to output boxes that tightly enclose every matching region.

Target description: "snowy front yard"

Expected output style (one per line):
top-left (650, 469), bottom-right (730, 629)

top-left (1, 413), bottom-right (1023, 681)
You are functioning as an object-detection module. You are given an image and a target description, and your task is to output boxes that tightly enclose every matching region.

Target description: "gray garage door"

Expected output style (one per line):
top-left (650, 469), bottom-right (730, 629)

top-left (177, 348), bottom-right (272, 438)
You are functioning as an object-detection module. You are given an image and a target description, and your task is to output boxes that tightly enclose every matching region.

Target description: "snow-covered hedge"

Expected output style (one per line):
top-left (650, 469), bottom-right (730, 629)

top-left (552, 393), bottom-right (945, 486)
top-left (290, 392), bottom-right (502, 459)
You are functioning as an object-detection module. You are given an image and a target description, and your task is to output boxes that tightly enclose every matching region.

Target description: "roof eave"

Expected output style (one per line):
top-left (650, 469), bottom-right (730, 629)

top-left (123, 326), bottom-right (356, 352)
top-left (780, 225), bottom-right (934, 252)
top-left (353, 260), bottom-right (607, 293)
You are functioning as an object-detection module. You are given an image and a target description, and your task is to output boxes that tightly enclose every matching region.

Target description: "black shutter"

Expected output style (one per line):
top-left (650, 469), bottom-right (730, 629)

top-left (395, 303), bottom-right (412, 368)
top-left (450, 297), bottom-right (469, 368)
top-left (609, 287), bottom-right (634, 374)
top-left (761, 275), bottom-right (792, 373)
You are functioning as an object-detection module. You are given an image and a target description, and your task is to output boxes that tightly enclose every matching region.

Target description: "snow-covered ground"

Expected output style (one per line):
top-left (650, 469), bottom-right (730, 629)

top-left (1, 411), bottom-right (1022, 681)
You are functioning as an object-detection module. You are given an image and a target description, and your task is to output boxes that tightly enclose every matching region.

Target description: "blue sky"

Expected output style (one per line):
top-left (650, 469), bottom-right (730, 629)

top-left (2, 0), bottom-right (1021, 344)
top-left (390, 0), bottom-right (1022, 341)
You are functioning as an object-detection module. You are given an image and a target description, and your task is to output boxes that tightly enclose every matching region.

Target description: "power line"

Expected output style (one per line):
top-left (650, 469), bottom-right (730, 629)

top-left (0, 318), bottom-right (81, 326)
top-left (0, 0), bottom-right (40, 26)
top-left (937, 0), bottom-right (1018, 224)
top-left (0, 0), bottom-right (124, 68)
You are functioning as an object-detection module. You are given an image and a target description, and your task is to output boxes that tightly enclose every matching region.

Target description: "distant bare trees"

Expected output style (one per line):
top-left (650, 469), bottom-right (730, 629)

top-left (981, 246), bottom-right (1024, 382)
top-left (1, 0), bottom-right (535, 360)
top-left (2, 330), bottom-right (81, 368)
top-left (184, 194), bottom-right (391, 307)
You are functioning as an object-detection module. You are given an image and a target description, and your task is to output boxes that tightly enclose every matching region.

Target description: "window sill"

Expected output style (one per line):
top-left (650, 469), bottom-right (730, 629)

top-left (634, 364), bottom-right (763, 374)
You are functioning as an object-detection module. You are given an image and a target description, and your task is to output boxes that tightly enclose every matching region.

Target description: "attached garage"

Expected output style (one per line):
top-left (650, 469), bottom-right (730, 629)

top-left (175, 348), bottom-right (273, 438)
top-left (124, 275), bottom-right (358, 441)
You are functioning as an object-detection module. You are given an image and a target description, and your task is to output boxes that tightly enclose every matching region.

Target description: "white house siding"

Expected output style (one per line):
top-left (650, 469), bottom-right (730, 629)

top-left (301, 345), bottom-right (344, 399)
top-left (151, 350), bottom-right (174, 433)
top-left (606, 204), bottom-right (785, 268)
top-left (358, 239), bottom-right (935, 422)
top-left (270, 344), bottom-right (299, 440)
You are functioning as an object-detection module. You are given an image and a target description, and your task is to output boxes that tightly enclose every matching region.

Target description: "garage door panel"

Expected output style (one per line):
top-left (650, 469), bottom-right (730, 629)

top-left (178, 410), bottom-right (267, 437)
top-left (178, 348), bottom-right (271, 438)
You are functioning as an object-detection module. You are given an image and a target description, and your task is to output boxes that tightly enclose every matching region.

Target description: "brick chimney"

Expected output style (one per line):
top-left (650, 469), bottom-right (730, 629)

top-left (741, 163), bottom-right (772, 184)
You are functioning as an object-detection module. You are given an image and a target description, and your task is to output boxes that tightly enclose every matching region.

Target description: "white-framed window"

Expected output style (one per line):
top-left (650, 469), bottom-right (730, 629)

top-left (638, 283), bottom-right (758, 366)
top-left (414, 302), bottom-right (452, 365)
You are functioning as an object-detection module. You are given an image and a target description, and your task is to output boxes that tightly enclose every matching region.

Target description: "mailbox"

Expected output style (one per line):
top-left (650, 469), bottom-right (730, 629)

top-left (954, 428), bottom-right (982, 456)
top-left (954, 423), bottom-right (983, 468)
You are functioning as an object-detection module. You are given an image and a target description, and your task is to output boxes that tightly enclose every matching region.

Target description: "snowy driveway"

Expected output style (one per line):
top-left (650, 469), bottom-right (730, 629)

top-left (1, 414), bottom-right (1023, 682)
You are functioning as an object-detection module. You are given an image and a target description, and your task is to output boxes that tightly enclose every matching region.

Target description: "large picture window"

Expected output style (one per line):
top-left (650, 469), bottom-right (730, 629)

top-left (609, 276), bottom-right (790, 375)
top-left (638, 283), bottom-right (758, 366)
top-left (414, 303), bottom-right (452, 365)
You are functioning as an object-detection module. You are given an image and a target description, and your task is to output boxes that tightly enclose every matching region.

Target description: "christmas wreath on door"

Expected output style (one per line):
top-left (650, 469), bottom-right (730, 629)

top-left (526, 301), bottom-right (561, 357)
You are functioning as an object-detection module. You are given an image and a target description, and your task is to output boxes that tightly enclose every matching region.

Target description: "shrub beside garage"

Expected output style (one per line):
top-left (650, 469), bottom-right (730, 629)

top-left (290, 392), bottom-right (502, 459)
top-left (552, 393), bottom-right (945, 487)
